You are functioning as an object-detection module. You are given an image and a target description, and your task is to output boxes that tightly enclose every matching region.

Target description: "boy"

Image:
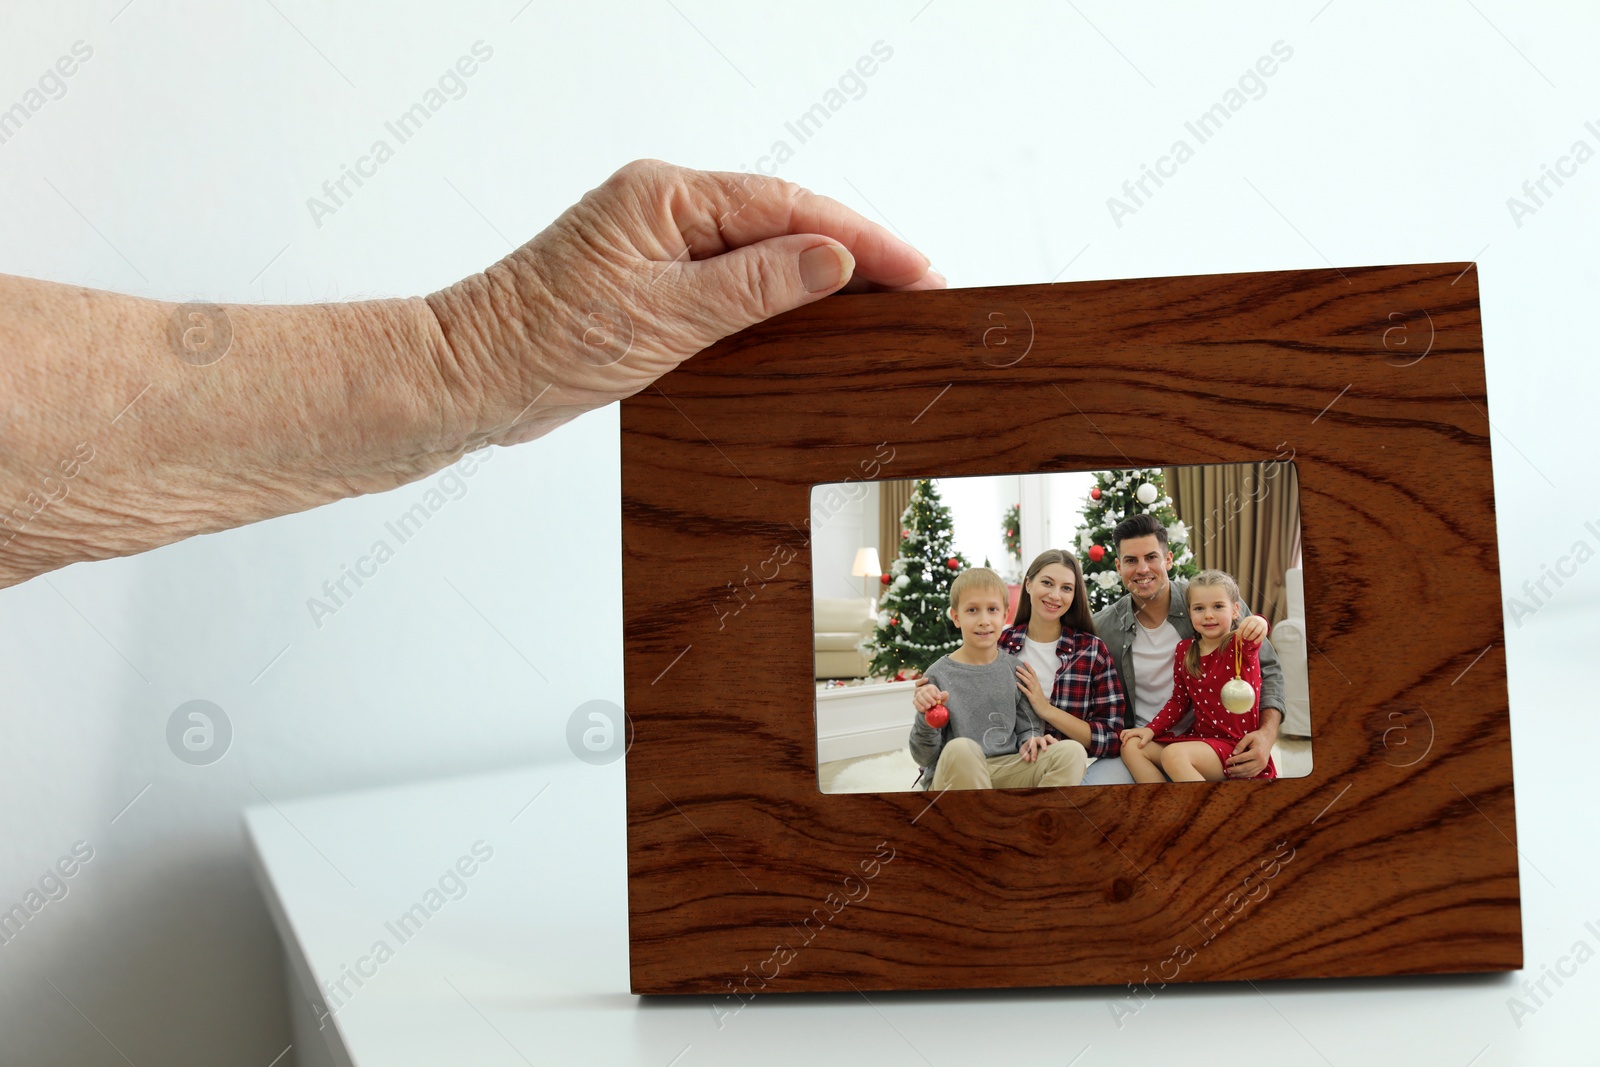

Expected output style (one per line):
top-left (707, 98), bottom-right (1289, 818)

top-left (909, 567), bottom-right (1087, 790)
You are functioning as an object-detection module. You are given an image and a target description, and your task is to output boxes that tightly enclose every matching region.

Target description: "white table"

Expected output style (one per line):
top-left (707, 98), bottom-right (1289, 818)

top-left (815, 678), bottom-right (917, 763)
top-left (246, 616), bottom-right (1594, 1066)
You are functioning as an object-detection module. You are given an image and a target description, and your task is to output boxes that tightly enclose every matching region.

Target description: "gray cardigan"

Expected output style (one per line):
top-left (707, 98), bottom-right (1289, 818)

top-left (1091, 576), bottom-right (1285, 730)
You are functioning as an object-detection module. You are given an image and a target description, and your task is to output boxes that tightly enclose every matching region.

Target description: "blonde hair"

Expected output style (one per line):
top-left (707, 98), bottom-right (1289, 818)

top-left (949, 566), bottom-right (1009, 615)
top-left (1183, 569), bottom-right (1244, 677)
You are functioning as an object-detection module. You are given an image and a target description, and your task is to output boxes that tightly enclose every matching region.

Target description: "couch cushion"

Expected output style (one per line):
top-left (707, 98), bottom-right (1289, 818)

top-left (816, 631), bottom-right (866, 652)
top-left (813, 597), bottom-right (871, 633)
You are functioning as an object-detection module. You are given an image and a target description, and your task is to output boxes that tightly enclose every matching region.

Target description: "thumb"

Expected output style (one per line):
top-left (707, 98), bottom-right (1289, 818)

top-left (680, 235), bottom-right (854, 341)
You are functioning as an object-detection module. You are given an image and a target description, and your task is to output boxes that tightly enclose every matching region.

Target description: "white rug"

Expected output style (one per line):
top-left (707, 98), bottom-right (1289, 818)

top-left (827, 749), bottom-right (922, 793)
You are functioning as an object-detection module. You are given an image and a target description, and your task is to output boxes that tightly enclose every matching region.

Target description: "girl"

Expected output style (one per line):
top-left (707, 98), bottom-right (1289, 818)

top-left (913, 549), bottom-right (1127, 767)
top-left (1118, 568), bottom-right (1276, 782)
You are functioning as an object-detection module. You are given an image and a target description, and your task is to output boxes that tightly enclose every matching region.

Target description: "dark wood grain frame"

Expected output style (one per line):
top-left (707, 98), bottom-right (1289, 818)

top-left (621, 262), bottom-right (1519, 996)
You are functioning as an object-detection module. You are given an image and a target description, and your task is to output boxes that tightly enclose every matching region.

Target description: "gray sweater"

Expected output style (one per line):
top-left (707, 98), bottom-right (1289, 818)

top-left (908, 651), bottom-right (1043, 776)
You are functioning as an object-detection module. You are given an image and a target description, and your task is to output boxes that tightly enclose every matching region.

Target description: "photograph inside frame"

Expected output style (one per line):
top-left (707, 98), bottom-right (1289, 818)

top-left (811, 461), bottom-right (1311, 793)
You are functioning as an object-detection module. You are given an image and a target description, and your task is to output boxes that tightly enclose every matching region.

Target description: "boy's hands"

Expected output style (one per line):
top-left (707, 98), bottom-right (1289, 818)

top-left (1018, 735), bottom-right (1055, 762)
top-left (1238, 615), bottom-right (1270, 643)
top-left (1120, 727), bottom-right (1155, 749)
top-left (912, 680), bottom-right (949, 713)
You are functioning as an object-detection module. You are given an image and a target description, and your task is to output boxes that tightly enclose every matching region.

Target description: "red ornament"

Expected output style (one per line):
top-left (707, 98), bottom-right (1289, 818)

top-left (1088, 544), bottom-right (1105, 563)
top-left (1090, 487), bottom-right (1102, 500)
top-left (925, 705), bottom-right (949, 728)
top-left (890, 616), bottom-right (899, 626)
top-left (901, 530), bottom-right (910, 539)
top-left (880, 573), bottom-right (891, 585)
top-left (946, 557), bottom-right (959, 569)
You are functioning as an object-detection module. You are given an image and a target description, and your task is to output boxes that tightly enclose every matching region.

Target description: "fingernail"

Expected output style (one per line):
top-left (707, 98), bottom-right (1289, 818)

top-left (800, 244), bottom-right (850, 293)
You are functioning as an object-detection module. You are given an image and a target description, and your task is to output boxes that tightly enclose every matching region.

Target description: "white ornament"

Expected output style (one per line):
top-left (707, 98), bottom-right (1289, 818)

top-left (1169, 520), bottom-right (1188, 542)
top-left (1136, 482), bottom-right (1157, 505)
top-left (1221, 678), bottom-right (1255, 714)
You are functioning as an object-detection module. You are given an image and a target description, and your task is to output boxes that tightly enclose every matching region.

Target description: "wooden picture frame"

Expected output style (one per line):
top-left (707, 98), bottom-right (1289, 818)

top-left (620, 262), bottom-right (1519, 996)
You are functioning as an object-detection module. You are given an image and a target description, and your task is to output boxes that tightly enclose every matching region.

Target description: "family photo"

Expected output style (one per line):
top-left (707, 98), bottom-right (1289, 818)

top-left (812, 463), bottom-right (1311, 792)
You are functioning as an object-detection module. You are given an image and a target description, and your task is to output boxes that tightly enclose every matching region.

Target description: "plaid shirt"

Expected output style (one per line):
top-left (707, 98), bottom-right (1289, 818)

top-left (997, 623), bottom-right (1128, 758)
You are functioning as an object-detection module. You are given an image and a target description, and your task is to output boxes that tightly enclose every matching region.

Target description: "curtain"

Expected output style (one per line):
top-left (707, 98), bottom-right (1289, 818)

top-left (878, 479), bottom-right (917, 572)
top-left (1166, 462), bottom-right (1300, 626)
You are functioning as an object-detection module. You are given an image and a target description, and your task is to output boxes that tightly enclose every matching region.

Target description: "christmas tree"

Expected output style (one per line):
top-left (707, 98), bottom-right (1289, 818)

top-left (1074, 468), bottom-right (1197, 613)
top-left (863, 479), bottom-right (970, 679)
top-left (1001, 503), bottom-right (1020, 563)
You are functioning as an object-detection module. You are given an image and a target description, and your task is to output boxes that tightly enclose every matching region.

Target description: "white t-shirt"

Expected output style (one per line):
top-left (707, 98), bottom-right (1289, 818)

top-left (1130, 616), bottom-right (1188, 731)
top-left (1021, 636), bottom-right (1059, 700)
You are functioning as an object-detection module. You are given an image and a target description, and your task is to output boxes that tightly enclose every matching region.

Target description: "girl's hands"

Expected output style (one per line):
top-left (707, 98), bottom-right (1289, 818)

top-left (913, 681), bottom-right (949, 713)
top-left (1015, 662), bottom-right (1049, 711)
top-left (1237, 614), bottom-right (1269, 644)
top-left (1120, 727), bottom-right (1155, 749)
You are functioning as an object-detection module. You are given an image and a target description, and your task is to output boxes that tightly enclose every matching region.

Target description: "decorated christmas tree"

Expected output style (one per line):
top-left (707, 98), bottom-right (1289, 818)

top-left (863, 479), bottom-right (970, 679)
top-left (1074, 468), bottom-right (1197, 613)
top-left (1001, 502), bottom-right (1020, 564)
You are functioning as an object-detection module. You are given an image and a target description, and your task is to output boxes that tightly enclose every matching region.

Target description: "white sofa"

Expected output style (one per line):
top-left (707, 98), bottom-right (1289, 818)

top-left (814, 597), bottom-right (873, 679)
top-left (1267, 567), bottom-right (1312, 737)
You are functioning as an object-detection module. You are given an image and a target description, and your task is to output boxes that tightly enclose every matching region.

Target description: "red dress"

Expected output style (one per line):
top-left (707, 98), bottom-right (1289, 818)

top-left (1146, 634), bottom-right (1276, 780)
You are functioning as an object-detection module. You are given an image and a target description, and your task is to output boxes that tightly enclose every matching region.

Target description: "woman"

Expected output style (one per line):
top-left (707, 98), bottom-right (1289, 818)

top-left (913, 549), bottom-right (1128, 767)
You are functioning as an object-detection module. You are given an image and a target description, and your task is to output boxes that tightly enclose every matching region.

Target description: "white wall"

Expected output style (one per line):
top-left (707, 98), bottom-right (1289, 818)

top-left (1043, 470), bottom-right (1099, 560)
top-left (933, 473), bottom-right (1020, 575)
top-left (811, 480), bottom-right (879, 601)
top-left (1, 2), bottom-right (1596, 1063)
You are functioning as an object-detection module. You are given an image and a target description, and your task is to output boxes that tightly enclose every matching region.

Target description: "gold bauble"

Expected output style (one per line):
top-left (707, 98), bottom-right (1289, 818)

top-left (1220, 678), bottom-right (1255, 714)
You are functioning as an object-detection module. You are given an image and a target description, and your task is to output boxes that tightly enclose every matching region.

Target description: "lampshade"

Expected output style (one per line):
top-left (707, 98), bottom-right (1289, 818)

top-left (851, 546), bottom-right (882, 578)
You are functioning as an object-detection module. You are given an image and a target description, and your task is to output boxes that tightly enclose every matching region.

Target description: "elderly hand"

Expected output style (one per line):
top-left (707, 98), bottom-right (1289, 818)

top-left (428, 159), bottom-right (945, 447)
top-left (0, 159), bottom-right (943, 588)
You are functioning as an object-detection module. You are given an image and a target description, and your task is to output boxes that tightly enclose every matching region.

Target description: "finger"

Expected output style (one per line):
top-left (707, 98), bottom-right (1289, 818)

top-left (839, 267), bottom-right (948, 295)
top-left (673, 166), bottom-right (936, 288)
top-left (681, 234), bottom-right (858, 333)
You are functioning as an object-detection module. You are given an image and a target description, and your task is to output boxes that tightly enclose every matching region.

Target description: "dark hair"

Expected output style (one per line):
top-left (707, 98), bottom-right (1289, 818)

top-left (1012, 549), bottom-right (1097, 637)
top-left (1112, 512), bottom-right (1168, 555)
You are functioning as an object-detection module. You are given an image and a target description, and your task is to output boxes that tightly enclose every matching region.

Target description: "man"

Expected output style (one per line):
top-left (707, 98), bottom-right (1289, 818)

top-left (1085, 513), bottom-right (1286, 785)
